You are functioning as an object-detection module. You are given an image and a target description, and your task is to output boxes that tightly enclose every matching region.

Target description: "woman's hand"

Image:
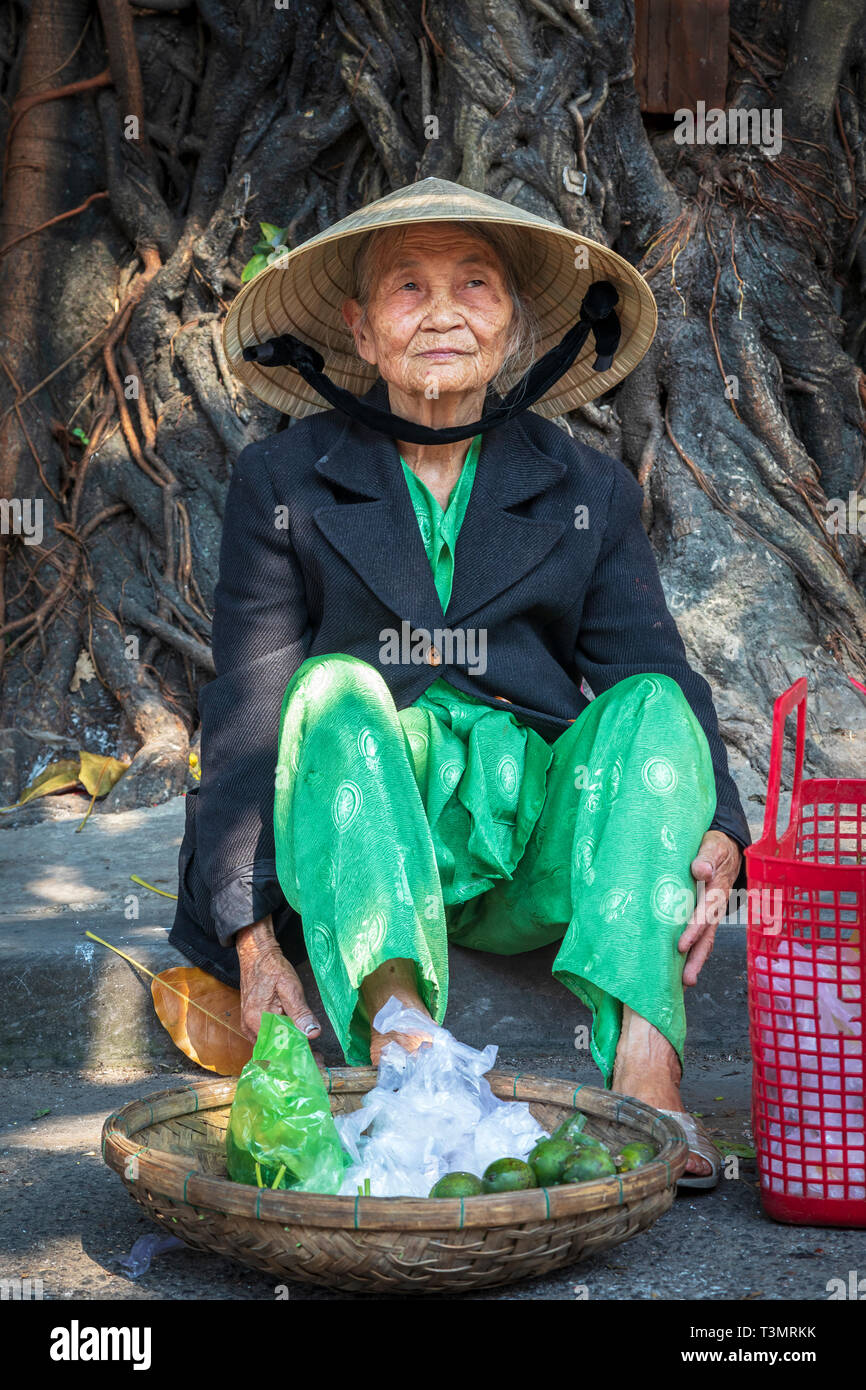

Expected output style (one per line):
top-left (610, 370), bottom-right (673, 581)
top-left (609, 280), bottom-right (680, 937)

top-left (677, 830), bottom-right (742, 987)
top-left (236, 915), bottom-right (322, 1044)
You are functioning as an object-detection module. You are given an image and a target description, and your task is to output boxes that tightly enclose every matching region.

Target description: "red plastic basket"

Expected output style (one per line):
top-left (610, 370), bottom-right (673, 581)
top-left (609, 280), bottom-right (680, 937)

top-left (745, 677), bottom-right (865, 1227)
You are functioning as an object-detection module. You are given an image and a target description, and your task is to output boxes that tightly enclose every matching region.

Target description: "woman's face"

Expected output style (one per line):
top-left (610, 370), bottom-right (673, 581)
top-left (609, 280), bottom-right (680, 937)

top-left (342, 224), bottom-right (514, 400)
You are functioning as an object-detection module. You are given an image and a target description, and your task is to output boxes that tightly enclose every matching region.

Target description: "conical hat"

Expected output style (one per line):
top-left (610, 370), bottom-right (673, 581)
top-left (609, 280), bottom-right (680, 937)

top-left (222, 176), bottom-right (657, 420)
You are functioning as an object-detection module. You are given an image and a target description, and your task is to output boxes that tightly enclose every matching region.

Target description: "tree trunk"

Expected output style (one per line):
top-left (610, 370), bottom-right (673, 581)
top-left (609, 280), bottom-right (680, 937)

top-left (0, 0), bottom-right (864, 819)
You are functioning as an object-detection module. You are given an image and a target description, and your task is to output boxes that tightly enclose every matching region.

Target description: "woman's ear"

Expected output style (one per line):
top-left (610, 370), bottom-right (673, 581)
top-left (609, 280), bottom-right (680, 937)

top-left (341, 297), bottom-right (377, 367)
top-left (341, 297), bottom-right (361, 334)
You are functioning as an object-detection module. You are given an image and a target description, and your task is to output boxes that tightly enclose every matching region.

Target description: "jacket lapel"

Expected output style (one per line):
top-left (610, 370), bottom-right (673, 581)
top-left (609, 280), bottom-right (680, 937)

top-left (313, 384), bottom-right (444, 624)
top-left (445, 420), bottom-right (568, 624)
top-left (312, 378), bottom-right (569, 627)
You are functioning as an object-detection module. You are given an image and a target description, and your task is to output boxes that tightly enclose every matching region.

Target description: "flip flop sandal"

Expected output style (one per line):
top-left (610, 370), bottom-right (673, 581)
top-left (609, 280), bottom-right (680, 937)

top-left (659, 1109), bottom-right (722, 1191)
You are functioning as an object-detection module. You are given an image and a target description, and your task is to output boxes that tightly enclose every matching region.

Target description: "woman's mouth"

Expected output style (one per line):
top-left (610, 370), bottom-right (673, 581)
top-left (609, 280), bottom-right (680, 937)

top-left (419, 349), bottom-right (465, 360)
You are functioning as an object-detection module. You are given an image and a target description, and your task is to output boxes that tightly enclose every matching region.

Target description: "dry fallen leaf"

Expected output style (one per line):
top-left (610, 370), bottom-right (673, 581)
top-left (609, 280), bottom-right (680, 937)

top-left (151, 966), bottom-right (252, 1075)
top-left (0, 758), bottom-right (81, 811)
top-left (1, 748), bottom-right (129, 813)
top-left (77, 749), bottom-right (128, 797)
top-left (69, 649), bottom-right (97, 692)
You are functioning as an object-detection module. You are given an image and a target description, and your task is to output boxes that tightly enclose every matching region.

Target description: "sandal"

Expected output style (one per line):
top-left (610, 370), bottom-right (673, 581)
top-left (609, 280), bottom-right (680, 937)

top-left (659, 1109), bottom-right (722, 1190)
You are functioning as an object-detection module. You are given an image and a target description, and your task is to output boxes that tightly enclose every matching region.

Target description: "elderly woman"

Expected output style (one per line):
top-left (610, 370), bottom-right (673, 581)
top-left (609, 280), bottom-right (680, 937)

top-left (170, 178), bottom-right (751, 1188)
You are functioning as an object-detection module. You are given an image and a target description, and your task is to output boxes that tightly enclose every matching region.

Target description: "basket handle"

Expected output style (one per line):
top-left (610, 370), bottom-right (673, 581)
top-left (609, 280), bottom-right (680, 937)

top-left (761, 676), bottom-right (807, 850)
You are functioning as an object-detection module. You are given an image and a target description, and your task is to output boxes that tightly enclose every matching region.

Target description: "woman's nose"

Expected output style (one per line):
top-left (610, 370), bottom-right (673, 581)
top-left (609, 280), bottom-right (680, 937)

top-left (421, 291), bottom-right (465, 328)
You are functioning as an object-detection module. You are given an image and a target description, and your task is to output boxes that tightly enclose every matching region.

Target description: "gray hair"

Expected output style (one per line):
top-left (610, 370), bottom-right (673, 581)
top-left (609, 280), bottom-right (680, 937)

top-left (346, 220), bottom-right (541, 399)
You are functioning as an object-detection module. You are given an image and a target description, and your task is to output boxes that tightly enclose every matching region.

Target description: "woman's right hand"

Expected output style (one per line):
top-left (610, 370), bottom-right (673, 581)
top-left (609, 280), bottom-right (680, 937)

top-left (236, 914), bottom-right (322, 1044)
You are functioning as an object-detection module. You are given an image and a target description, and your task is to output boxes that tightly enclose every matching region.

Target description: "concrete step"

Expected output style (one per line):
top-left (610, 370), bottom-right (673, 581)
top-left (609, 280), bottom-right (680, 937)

top-left (0, 794), bottom-right (754, 1071)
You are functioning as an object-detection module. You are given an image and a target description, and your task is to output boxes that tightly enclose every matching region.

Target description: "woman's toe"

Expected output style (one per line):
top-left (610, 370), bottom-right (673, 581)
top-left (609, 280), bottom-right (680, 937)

top-left (685, 1151), bottom-right (713, 1176)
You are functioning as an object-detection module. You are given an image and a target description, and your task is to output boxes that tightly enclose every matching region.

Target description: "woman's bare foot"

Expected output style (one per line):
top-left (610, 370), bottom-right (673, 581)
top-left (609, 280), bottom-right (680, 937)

top-left (611, 1005), bottom-right (713, 1177)
top-left (360, 957), bottom-right (434, 1066)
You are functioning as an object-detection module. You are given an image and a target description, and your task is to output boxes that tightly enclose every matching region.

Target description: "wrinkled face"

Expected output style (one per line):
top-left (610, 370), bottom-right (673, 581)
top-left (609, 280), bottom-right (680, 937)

top-left (341, 224), bottom-right (514, 398)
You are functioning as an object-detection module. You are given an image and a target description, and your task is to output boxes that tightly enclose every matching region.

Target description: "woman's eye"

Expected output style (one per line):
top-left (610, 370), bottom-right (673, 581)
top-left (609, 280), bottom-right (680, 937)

top-left (399, 281), bottom-right (419, 291)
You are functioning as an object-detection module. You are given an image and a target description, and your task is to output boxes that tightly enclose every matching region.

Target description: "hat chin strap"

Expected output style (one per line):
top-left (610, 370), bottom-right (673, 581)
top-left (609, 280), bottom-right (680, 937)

top-left (241, 279), bottom-right (621, 445)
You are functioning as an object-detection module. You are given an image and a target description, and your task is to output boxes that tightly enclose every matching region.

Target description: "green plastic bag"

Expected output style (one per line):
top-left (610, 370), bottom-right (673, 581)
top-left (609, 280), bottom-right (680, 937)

top-left (225, 1012), bottom-right (347, 1194)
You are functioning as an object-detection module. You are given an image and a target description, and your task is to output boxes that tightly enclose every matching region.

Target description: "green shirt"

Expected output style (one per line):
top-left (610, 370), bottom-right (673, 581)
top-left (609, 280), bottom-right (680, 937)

top-left (399, 434), bottom-right (485, 710)
top-left (399, 433), bottom-right (482, 613)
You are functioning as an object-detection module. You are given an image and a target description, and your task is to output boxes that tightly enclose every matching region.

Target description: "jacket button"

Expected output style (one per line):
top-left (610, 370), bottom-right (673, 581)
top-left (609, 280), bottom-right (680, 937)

top-left (427, 646), bottom-right (441, 666)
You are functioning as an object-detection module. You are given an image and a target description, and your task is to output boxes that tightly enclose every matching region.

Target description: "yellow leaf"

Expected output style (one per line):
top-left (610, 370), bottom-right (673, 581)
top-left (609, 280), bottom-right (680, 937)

top-left (151, 966), bottom-right (253, 1075)
top-left (0, 758), bottom-right (81, 812)
top-left (77, 750), bottom-right (128, 797)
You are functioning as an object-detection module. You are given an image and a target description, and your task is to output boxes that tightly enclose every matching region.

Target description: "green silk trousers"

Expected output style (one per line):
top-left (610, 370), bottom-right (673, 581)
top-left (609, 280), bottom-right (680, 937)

top-left (273, 654), bottom-right (717, 1080)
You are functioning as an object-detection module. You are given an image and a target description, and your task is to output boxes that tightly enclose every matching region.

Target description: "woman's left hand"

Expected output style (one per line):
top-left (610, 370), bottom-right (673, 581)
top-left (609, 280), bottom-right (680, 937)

top-left (678, 830), bottom-right (742, 987)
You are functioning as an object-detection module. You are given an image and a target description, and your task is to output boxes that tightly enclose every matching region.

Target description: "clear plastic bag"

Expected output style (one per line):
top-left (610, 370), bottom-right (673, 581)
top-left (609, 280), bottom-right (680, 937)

top-left (114, 1234), bottom-right (185, 1280)
top-left (334, 997), bottom-right (547, 1197)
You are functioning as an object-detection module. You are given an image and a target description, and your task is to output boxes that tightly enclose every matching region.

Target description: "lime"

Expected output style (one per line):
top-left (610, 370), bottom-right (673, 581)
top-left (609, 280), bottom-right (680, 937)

top-left (571, 1132), bottom-right (610, 1154)
top-left (553, 1114), bottom-right (610, 1153)
top-left (481, 1157), bottom-right (539, 1193)
top-left (429, 1171), bottom-right (485, 1198)
top-left (528, 1137), bottom-right (578, 1186)
top-left (554, 1123), bottom-right (609, 1156)
top-left (560, 1148), bottom-right (617, 1183)
top-left (552, 1112), bottom-right (588, 1145)
top-left (616, 1141), bottom-right (656, 1173)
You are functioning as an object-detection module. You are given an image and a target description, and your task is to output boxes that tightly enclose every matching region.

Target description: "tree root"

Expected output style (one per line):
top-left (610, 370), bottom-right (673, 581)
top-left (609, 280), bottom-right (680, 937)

top-left (2, 0), bottom-right (865, 808)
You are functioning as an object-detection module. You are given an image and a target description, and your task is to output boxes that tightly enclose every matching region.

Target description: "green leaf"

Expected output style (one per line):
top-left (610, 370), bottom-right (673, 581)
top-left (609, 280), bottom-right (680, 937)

top-left (259, 222), bottom-right (283, 243)
top-left (241, 254), bottom-right (271, 283)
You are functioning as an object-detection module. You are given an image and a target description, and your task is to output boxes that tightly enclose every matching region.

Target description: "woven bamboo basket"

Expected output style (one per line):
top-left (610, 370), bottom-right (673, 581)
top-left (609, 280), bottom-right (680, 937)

top-left (102, 1069), bottom-right (689, 1294)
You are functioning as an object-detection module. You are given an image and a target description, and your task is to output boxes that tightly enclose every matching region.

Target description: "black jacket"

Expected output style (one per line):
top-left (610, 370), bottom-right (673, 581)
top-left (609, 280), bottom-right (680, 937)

top-left (170, 378), bottom-right (751, 982)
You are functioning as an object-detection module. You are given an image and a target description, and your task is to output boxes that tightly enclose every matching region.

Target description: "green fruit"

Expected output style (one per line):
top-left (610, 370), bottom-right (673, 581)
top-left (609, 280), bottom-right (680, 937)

top-left (560, 1148), bottom-right (617, 1183)
top-left (616, 1141), bottom-right (656, 1173)
top-left (572, 1132), bottom-right (610, 1154)
top-left (554, 1118), bottom-right (609, 1155)
top-left (429, 1171), bottom-right (485, 1198)
top-left (552, 1112), bottom-right (588, 1145)
top-left (481, 1157), bottom-right (539, 1193)
top-left (528, 1137), bottom-right (578, 1186)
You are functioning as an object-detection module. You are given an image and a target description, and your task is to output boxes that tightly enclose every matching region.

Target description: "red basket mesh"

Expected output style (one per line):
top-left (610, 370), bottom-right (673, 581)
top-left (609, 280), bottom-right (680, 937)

top-left (745, 678), bottom-right (865, 1227)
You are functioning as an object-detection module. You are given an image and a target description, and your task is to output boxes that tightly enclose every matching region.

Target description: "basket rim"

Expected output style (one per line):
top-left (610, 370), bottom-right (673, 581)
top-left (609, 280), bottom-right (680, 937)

top-left (102, 1069), bottom-right (689, 1231)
